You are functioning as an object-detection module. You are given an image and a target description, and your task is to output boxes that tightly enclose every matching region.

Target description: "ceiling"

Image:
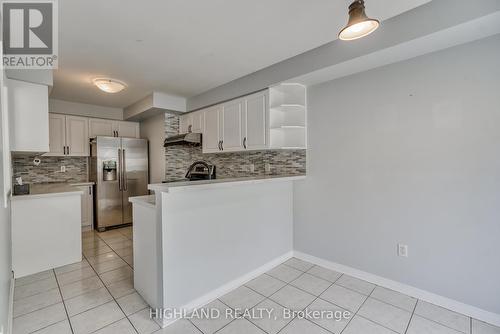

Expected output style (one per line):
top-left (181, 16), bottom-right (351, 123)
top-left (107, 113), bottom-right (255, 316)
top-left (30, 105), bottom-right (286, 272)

top-left (50, 0), bottom-right (431, 108)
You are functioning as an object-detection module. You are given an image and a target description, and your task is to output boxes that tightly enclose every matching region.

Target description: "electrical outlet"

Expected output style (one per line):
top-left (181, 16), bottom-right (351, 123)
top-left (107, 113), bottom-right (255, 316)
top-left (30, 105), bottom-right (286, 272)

top-left (265, 163), bottom-right (271, 173)
top-left (60, 166), bottom-right (66, 173)
top-left (397, 244), bottom-right (408, 257)
top-left (249, 164), bottom-right (255, 173)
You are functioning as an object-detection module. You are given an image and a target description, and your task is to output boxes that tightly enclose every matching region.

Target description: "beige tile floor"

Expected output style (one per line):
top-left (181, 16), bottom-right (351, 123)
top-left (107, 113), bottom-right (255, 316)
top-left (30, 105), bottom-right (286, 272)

top-left (12, 227), bottom-right (500, 334)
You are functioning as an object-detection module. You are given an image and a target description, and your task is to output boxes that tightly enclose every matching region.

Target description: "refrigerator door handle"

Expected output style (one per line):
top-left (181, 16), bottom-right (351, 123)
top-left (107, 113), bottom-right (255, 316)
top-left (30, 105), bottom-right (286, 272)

top-left (122, 149), bottom-right (127, 191)
top-left (118, 148), bottom-right (122, 191)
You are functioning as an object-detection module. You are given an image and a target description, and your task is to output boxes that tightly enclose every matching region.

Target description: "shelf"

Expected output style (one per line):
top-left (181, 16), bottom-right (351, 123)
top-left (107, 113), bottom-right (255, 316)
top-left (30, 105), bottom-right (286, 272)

top-left (269, 83), bottom-right (307, 150)
top-left (270, 126), bottom-right (305, 129)
top-left (270, 104), bottom-right (306, 112)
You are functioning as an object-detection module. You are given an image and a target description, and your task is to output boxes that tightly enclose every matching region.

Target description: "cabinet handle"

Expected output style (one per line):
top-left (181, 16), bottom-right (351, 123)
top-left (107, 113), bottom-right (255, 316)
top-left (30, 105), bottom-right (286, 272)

top-left (67, 146), bottom-right (70, 155)
top-left (218, 140), bottom-right (221, 151)
top-left (243, 137), bottom-right (247, 149)
top-left (89, 186), bottom-right (92, 195)
top-left (118, 148), bottom-right (122, 191)
top-left (221, 140), bottom-right (224, 151)
top-left (63, 146), bottom-right (66, 155)
top-left (122, 149), bottom-right (127, 191)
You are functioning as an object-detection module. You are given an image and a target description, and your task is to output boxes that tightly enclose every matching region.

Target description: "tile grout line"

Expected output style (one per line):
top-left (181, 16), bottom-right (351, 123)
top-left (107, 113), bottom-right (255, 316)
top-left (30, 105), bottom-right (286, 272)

top-left (83, 231), bottom-right (143, 334)
top-left (294, 274), bottom-right (344, 334)
top-left (91, 231), bottom-right (133, 271)
top-left (339, 281), bottom-right (374, 334)
top-left (53, 268), bottom-right (76, 334)
top-left (216, 270), bottom-right (311, 334)
top-left (404, 298), bottom-right (419, 334)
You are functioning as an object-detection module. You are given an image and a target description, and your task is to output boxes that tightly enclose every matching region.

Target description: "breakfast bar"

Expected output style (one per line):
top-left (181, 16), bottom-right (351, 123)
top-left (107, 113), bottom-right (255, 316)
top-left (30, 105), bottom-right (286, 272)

top-left (130, 175), bottom-right (304, 326)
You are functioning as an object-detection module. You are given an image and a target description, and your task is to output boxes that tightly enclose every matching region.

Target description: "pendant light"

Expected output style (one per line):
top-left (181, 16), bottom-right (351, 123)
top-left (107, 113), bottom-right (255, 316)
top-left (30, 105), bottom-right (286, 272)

top-left (338, 0), bottom-right (380, 41)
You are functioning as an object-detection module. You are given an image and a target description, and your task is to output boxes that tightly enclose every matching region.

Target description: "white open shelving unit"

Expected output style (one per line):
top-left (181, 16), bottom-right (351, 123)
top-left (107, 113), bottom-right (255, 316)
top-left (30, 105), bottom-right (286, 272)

top-left (269, 83), bottom-right (307, 149)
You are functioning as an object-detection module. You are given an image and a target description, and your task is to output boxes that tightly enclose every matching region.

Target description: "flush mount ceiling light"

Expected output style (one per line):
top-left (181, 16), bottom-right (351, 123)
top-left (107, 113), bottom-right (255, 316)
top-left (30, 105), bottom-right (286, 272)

top-left (338, 0), bottom-right (380, 41)
top-left (93, 78), bottom-right (127, 93)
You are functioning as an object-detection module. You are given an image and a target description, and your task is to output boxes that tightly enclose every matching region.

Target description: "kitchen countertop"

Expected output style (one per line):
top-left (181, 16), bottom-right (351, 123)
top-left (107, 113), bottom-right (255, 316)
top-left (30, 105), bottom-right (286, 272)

top-left (11, 182), bottom-right (94, 200)
top-left (129, 195), bottom-right (156, 208)
top-left (148, 175), bottom-right (305, 193)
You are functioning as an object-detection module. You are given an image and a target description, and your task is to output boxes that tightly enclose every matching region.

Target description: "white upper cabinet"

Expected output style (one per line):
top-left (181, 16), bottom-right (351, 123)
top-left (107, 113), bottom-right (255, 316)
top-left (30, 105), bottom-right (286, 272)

top-left (201, 91), bottom-right (269, 153)
top-left (179, 111), bottom-right (203, 133)
top-left (179, 114), bottom-right (191, 134)
top-left (202, 106), bottom-right (222, 153)
top-left (243, 91), bottom-right (268, 150)
top-left (47, 114), bottom-right (66, 156)
top-left (89, 118), bottom-right (114, 137)
top-left (8, 79), bottom-right (49, 152)
top-left (199, 86), bottom-right (305, 153)
top-left (65, 116), bottom-right (89, 156)
top-left (191, 111), bottom-right (204, 133)
top-left (46, 114), bottom-right (89, 157)
top-left (115, 121), bottom-right (140, 138)
top-left (221, 99), bottom-right (244, 152)
top-left (89, 118), bottom-right (140, 138)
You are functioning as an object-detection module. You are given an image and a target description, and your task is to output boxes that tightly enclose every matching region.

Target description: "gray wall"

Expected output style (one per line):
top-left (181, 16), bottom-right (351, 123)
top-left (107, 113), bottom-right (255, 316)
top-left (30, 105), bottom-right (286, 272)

top-left (294, 35), bottom-right (500, 314)
top-left (0, 88), bottom-right (12, 334)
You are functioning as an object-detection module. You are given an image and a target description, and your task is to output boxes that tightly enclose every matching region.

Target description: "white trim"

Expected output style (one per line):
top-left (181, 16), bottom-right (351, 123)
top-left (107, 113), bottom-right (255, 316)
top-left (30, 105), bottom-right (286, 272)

top-left (7, 273), bottom-right (14, 334)
top-left (293, 251), bottom-right (500, 328)
top-left (156, 251), bottom-right (294, 328)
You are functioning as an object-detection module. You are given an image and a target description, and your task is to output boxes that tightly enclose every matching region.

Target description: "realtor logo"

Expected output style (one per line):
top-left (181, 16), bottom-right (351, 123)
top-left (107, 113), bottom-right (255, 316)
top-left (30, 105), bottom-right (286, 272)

top-left (1, 0), bottom-right (58, 68)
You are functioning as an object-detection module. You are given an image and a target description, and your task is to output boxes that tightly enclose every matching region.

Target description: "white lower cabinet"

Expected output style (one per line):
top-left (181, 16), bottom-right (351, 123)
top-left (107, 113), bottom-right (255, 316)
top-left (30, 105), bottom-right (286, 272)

top-left (76, 184), bottom-right (94, 229)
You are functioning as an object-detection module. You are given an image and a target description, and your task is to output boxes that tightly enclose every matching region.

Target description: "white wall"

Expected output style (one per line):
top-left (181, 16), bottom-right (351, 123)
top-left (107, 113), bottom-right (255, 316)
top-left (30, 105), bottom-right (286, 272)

top-left (0, 80), bottom-right (12, 334)
top-left (49, 99), bottom-right (124, 120)
top-left (140, 113), bottom-right (166, 183)
top-left (294, 35), bottom-right (500, 314)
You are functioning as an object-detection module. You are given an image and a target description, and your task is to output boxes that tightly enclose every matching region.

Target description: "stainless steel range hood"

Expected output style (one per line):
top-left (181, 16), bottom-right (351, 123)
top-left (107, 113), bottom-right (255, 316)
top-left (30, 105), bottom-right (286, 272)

top-left (164, 132), bottom-right (202, 147)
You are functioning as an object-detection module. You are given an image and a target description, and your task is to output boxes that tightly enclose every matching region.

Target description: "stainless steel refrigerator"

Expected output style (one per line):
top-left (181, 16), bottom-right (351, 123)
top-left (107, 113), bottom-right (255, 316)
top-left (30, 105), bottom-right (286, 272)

top-left (90, 136), bottom-right (149, 231)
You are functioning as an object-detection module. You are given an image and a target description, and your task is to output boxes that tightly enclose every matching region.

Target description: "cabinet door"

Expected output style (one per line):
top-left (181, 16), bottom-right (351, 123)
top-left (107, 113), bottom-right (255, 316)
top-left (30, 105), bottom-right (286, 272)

top-left (115, 121), bottom-right (140, 138)
top-left (8, 79), bottom-right (49, 152)
top-left (89, 118), bottom-right (114, 137)
top-left (179, 114), bottom-right (192, 133)
top-left (221, 99), bottom-right (244, 152)
top-left (191, 111), bottom-right (203, 133)
top-left (80, 185), bottom-right (93, 228)
top-left (203, 106), bottom-right (221, 153)
top-left (244, 91), bottom-right (268, 150)
top-left (45, 114), bottom-right (66, 156)
top-left (66, 116), bottom-right (89, 156)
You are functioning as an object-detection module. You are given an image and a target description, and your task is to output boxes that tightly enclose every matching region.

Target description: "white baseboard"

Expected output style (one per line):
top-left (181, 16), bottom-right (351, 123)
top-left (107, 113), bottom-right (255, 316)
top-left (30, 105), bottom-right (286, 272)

top-left (293, 251), bottom-right (500, 328)
top-left (7, 273), bottom-right (14, 334)
top-left (157, 251), bottom-right (294, 328)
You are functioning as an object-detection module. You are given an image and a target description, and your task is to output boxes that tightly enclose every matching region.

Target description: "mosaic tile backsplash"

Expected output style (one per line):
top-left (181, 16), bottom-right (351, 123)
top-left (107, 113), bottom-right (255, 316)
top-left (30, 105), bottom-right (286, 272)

top-left (12, 154), bottom-right (88, 184)
top-left (164, 114), bottom-right (306, 181)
